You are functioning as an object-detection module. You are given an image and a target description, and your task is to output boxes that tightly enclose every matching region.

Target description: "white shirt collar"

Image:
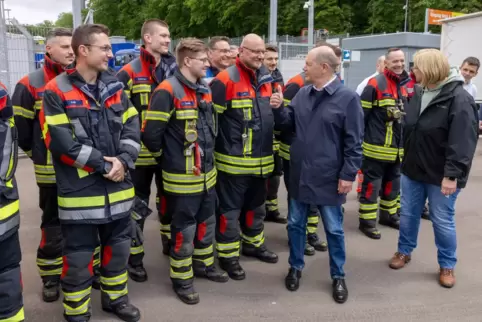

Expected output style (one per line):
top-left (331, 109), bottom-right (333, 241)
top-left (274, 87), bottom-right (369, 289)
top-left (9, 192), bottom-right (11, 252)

top-left (313, 75), bottom-right (337, 91)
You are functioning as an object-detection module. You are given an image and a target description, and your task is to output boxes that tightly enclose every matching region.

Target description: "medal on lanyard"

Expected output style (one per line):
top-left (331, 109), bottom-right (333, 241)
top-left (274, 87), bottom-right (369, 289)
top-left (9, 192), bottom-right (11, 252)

top-left (185, 120), bottom-right (198, 143)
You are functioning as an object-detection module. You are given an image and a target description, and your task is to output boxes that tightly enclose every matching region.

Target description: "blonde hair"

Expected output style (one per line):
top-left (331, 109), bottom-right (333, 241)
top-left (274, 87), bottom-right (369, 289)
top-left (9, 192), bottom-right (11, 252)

top-left (175, 38), bottom-right (208, 67)
top-left (413, 49), bottom-right (450, 87)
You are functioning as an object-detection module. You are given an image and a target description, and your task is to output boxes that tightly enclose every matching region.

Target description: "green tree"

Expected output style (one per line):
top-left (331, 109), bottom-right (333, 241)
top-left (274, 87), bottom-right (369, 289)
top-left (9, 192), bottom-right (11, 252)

top-left (54, 9), bottom-right (89, 28)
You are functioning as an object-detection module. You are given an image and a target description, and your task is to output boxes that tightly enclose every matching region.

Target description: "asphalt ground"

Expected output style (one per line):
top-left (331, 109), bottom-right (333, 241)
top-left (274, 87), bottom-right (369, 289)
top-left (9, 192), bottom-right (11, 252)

top-left (15, 144), bottom-right (482, 321)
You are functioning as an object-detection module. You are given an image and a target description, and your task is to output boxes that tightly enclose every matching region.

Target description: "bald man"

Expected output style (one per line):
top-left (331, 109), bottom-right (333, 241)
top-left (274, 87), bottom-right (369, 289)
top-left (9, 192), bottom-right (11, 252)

top-left (210, 33), bottom-right (281, 280)
top-left (355, 55), bottom-right (386, 95)
top-left (273, 46), bottom-right (363, 303)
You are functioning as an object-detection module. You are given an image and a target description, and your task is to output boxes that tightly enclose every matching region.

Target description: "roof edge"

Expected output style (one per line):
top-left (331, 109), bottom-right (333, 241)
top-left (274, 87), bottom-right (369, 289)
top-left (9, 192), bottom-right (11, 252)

top-left (441, 11), bottom-right (482, 23)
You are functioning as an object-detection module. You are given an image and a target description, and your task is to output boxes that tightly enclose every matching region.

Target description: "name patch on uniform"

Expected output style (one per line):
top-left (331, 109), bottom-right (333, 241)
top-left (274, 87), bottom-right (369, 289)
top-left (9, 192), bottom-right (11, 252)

top-left (180, 101), bottom-right (195, 107)
top-left (237, 91), bottom-right (250, 98)
top-left (381, 93), bottom-right (393, 97)
top-left (134, 77), bottom-right (150, 82)
top-left (64, 100), bottom-right (84, 108)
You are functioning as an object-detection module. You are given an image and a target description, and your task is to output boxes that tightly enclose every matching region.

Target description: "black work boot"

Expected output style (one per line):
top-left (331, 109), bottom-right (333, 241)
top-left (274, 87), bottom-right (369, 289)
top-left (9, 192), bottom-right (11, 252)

top-left (219, 259), bottom-right (246, 280)
top-left (42, 280), bottom-right (60, 302)
top-left (194, 265), bottom-right (229, 283)
top-left (161, 236), bottom-right (170, 256)
top-left (242, 244), bottom-right (278, 263)
top-left (128, 264), bottom-right (148, 283)
top-left (102, 302), bottom-right (141, 322)
top-left (92, 273), bottom-right (101, 290)
top-left (264, 209), bottom-right (288, 224)
top-left (304, 242), bottom-right (315, 256)
top-left (379, 215), bottom-right (400, 230)
top-left (359, 225), bottom-right (381, 240)
top-left (172, 284), bottom-right (200, 305)
top-left (307, 233), bottom-right (328, 252)
top-left (421, 205), bottom-right (430, 220)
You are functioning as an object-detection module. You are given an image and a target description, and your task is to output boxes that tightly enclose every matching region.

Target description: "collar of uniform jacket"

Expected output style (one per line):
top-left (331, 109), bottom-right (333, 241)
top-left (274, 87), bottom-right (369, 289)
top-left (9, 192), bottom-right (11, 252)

top-left (271, 68), bottom-right (284, 86)
top-left (309, 76), bottom-right (342, 96)
top-left (44, 53), bottom-right (65, 78)
top-left (174, 69), bottom-right (209, 94)
top-left (384, 68), bottom-right (411, 86)
top-left (140, 46), bottom-right (178, 82)
top-left (235, 57), bottom-right (273, 85)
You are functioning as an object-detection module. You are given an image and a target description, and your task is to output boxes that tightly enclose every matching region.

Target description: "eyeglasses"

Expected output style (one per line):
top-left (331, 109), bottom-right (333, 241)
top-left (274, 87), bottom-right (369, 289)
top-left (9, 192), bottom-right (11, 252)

top-left (84, 44), bottom-right (113, 53)
top-left (189, 57), bottom-right (209, 63)
top-left (242, 47), bottom-right (266, 55)
top-left (212, 48), bottom-right (231, 54)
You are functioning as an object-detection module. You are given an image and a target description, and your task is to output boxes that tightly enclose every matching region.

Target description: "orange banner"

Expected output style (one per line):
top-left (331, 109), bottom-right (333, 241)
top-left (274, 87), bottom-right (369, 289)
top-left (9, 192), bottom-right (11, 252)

top-left (427, 8), bottom-right (465, 25)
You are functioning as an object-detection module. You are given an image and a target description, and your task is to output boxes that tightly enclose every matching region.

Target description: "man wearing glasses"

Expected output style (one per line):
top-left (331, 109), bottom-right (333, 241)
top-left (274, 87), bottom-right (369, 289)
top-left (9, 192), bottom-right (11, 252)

top-left (210, 33), bottom-right (281, 280)
top-left (205, 36), bottom-right (232, 83)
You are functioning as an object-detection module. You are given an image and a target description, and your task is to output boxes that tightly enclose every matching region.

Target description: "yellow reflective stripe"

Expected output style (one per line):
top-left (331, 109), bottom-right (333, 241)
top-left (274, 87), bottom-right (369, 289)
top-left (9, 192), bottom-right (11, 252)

top-left (108, 187), bottom-right (135, 204)
top-left (0, 307), bottom-right (24, 321)
top-left (217, 251), bottom-right (239, 258)
top-left (36, 258), bottom-right (63, 266)
top-left (176, 109), bottom-right (198, 119)
top-left (101, 286), bottom-right (128, 300)
top-left (214, 103), bottom-right (226, 113)
top-left (46, 113), bottom-right (69, 125)
top-left (307, 216), bottom-right (319, 224)
top-left (0, 200), bottom-right (19, 221)
top-left (34, 164), bottom-right (55, 174)
top-left (215, 162), bottom-right (274, 176)
top-left (359, 203), bottom-right (378, 211)
top-left (170, 257), bottom-right (192, 268)
top-left (359, 212), bottom-right (378, 220)
top-left (34, 100), bottom-right (42, 110)
top-left (283, 98), bottom-right (291, 104)
top-left (361, 100), bottom-right (373, 109)
top-left (193, 256), bottom-right (214, 266)
top-left (231, 99), bottom-right (253, 108)
top-left (135, 159), bottom-right (158, 166)
top-left (124, 90), bottom-right (131, 99)
top-left (140, 93), bottom-right (149, 106)
top-left (100, 272), bottom-right (128, 286)
top-left (214, 152), bottom-right (273, 166)
top-left (378, 99), bottom-right (396, 107)
top-left (241, 232), bottom-right (265, 247)
top-left (216, 242), bottom-right (240, 251)
top-left (131, 84), bottom-right (151, 94)
top-left (77, 168), bottom-right (91, 179)
top-left (362, 142), bottom-right (399, 161)
top-left (38, 267), bottom-right (63, 276)
top-left (380, 199), bottom-right (397, 207)
top-left (13, 105), bottom-right (35, 119)
top-left (63, 287), bottom-right (92, 302)
top-left (193, 245), bottom-right (214, 256)
top-left (130, 245), bottom-right (144, 255)
top-left (163, 173), bottom-right (216, 194)
top-left (162, 168), bottom-right (216, 183)
top-left (122, 106), bottom-right (138, 124)
top-left (170, 268), bottom-right (193, 279)
top-left (58, 195), bottom-right (104, 208)
top-left (24, 150), bottom-right (32, 157)
top-left (385, 122), bottom-right (393, 147)
top-left (145, 110), bottom-right (170, 121)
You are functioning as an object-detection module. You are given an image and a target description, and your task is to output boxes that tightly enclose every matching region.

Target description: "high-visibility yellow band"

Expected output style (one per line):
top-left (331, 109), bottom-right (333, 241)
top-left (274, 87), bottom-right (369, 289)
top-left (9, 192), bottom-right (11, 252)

top-left (122, 106), bottom-right (138, 124)
top-left (46, 113), bottom-right (69, 126)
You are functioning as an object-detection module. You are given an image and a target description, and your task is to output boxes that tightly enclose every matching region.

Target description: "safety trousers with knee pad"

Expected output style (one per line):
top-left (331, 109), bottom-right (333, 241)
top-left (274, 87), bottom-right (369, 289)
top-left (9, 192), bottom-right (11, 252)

top-left (215, 173), bottom-right (268, 260)
top-left (0, 231), bottom-right (24, 322)
top-left (61, 216), bottom-right (131, 321)
top-left (167, 190), bottom-right (217, 287)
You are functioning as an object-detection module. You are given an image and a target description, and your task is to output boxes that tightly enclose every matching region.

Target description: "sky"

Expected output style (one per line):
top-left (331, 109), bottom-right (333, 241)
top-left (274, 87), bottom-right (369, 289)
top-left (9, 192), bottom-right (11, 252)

top-left (4, 0), bottom-right (73, 24)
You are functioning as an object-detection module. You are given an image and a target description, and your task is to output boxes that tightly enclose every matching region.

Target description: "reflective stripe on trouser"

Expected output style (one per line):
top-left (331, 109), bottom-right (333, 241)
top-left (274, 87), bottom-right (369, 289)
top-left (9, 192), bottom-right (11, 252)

top-left (167, 191), bottom-right (217, 287)
top-left (240, 205), bottom-right (266, 248)
top-left (307, 208), bottom-right (320, 234)
top-left (100, 239), bottom-right (131, 308)
top-left (265, 174), bottom-right (280, 212)
top-left (379, 175), bottom-right (401, 221)
top-left (0, 232), bottom-right (24, 322)
top-left (37, 226), bottom-right (63, 284)
top-left (216, 209), bottom-right (241, 259)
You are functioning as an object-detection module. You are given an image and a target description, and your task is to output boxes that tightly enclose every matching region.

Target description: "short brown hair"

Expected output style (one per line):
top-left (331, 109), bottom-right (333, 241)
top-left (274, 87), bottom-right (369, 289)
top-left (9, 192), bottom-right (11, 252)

top-left (462, 56), bottom-right (480, 71)
top-left (141, 19), bottom-right (169, 42)
top-left (208, 36), bottom-right (230, 50)
top-left (71, 24), bottom-right (109, 56)
top-left (46, 28), bottom-right (72, 42)
top-left (266, 44), bottom-right (278, 53)
top-left (176, 38), bottom-right (208, 67)
top-left (315, 41), bottom-right (341, 58)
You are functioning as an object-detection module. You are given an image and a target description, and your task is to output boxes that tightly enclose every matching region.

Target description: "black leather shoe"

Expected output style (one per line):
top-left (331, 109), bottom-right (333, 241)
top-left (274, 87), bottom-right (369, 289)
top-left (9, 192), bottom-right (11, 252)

top-left (332, 278), bottom-right (348, 304)
top-left (304, 243), bottom-right (315, 256)
top-left (194, 265), bottom-right (229, 283)
top-left (42, 281), bottom-right (60, 302)
top-left (92, 274), bottom-right (100, 290)
top-left (265, 210), bottom-right (288, 224)
top-left (102, 302), bottom-right (141, 322)
top-left (219, 259), bottom-right (246, 280)
top-left (307, 233), bottom-right (328, 252)
top-left (242, 244), bottom-right (278, 263)
top-left (128, 264), bottom-right (148, 283)
top-left (359, 225), bottom-right (381, 239)
top-left (285, 268), bottom-right (302, 291)
top-left (172, 284), bottom-right (200, 305)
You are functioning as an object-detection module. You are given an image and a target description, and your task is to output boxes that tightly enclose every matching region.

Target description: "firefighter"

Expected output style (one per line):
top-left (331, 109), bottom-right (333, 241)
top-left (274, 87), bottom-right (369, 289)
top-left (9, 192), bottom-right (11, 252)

top-left (210, 33), bottom-right (280, 280)
top-left (205, 36), bottom-right (231, 83)
top-left (142, 37), bottom-right (229, 305)
top-left (279, 41), bottom-right (341, 256)
top-left (0, 82), bottom-right (24, 322)
top-left (117, 18), bottom-right (177, 282)
top-left (12, 28), bottom-right (101, 302)
top-left (41, 24), bottom-right (141, 322)
top-left (358, 47), bottom-right (409, 239)
top-left (262, 44), bottom-right (286, 224)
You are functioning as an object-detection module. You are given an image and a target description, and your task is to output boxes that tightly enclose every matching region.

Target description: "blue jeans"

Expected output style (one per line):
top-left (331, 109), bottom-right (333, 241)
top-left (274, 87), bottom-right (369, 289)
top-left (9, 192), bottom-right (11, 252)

top-left (398, 175), bottom-right (460, 269)
top-left (287, 199), bottom-right (345, 279)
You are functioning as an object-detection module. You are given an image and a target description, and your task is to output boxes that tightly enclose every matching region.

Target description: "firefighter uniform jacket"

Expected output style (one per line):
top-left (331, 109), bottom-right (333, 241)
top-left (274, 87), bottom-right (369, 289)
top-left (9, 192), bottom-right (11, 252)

top-left (40, 68), bottom-right (141, 224)
top-left (117, 46), bottom-right (177, 167)
top-left (210, 58), bottom-right (275, 177)
top-left (0, 82), bottom-right (20, 242)
top-left (142, 70), bottom-right (216, 195)
top-left (360, 69), bottom-right (409, 163)
top-left (12, 54), bottom-right (65, 186)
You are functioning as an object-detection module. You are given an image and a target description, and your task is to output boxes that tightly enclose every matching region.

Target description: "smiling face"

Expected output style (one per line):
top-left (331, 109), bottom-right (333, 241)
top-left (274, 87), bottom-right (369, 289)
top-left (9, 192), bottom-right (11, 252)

top-left (80, 32), bottom-right (113, 72)
top-left (208, 40), bottom-right (231, 70)
top-left (144, 24), bottom-right (171, 55)
top-left (46, 36), bottom-right (74, 67)
top-left (239, 34), bottom-right (266, 70)
top-left (263, 50), bottom-right (278, 72)
top-left (386, 50), bottom-right (405, 75)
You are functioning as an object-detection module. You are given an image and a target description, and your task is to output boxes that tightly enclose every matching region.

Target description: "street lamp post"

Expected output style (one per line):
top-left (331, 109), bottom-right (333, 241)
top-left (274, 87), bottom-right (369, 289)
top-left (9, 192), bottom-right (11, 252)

top-left (305, 0), bottom-right (315, 48)
top-left (404, 0), bottom-right (409, 32)
top-left (269, 0), bottom-right (277, 44)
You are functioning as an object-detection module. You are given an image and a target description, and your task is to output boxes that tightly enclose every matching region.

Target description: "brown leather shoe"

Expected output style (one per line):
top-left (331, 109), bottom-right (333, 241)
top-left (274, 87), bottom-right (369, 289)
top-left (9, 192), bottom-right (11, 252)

top-left (389, 252), bottom-right (411, 269)
top-left (439, 268), bottom-right (455, 288)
